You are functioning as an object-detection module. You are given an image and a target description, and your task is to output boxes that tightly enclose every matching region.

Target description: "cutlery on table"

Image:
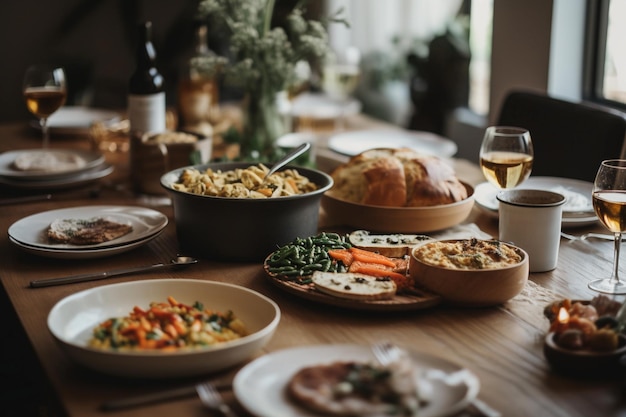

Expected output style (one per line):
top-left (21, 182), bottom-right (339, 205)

top-left (561, 231), bottom-right (624, 242)
top-left (0, 194), bottom-right (52, 205)
top-left (372, 342), bottom-right (501, 417)
top-left (100, 380), bottom-right (230, 411)
top-left (196, 381), bottom-right (239, 417)
top-left (29, 256), bottom-right (198, 288)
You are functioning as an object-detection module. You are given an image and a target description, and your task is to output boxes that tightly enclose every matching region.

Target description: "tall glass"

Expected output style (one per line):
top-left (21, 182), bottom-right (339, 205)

top-left (588, 159), bottom-right (626, 294)
top-left (479, 126), bottom-right (534, 189)
top-left (23, 65), bottom-right (67, 148)
top-left (321, 46), bottom-right (361, 101)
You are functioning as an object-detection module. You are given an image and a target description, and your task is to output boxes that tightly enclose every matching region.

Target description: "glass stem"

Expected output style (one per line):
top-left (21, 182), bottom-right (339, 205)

top-left (41, 118), bottom-right (49, 149)
top-left (611, 232), bottom-right (622, 285)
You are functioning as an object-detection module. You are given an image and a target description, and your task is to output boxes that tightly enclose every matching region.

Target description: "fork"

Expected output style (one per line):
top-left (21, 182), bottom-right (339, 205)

top-left (196, 381), bottom-right (238, 417)
top-left (371, 342), bottom-right (502, 417)
top-left (561, 231), bottom-right (623, 242)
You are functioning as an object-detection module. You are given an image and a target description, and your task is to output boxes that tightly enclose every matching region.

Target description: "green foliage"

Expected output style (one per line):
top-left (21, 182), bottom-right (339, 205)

top-left (196, 0), bottom-right (340, 96)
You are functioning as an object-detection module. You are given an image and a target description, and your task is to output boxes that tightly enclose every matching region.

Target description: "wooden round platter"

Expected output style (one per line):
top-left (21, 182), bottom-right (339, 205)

top-left (263, 264), bottom-right (442, 312)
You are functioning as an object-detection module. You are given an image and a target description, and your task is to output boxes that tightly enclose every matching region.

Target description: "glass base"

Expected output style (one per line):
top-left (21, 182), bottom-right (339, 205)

top-left (588, 279), bottom-right (626, 295)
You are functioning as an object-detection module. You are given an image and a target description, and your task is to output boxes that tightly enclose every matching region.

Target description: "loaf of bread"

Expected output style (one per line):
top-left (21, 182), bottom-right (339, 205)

top-left (329, 147), bottom-right (468, 207)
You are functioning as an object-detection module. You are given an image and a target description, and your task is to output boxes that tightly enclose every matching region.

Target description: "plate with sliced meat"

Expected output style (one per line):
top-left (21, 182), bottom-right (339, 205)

top-left (234, 343), bottom-right (480, 417)
top-left (263, 232), bottom-right (441, 311)
top-left (8, 206), bottom-right (168, 255)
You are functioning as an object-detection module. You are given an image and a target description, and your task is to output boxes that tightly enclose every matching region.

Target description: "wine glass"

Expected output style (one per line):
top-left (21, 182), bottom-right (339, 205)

top-left (588, 159), bottom-right (626, 294)
top-left (479, 126), bottom-right (534, 189)
top-left (321, 46), bottom-right (361, 101)
top-left (23, 65), bottom-right (67, 148)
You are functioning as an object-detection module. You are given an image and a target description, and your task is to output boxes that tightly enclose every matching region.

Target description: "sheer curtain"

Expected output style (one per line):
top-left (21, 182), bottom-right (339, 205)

top-left (324, 0), bottom-right (465, 126)
top-left (326, 0), bottom-right (463, 54)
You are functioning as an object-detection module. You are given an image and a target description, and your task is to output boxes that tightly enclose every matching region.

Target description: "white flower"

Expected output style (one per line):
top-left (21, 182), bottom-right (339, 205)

top-left (197, 0), bottom-right (342, 96)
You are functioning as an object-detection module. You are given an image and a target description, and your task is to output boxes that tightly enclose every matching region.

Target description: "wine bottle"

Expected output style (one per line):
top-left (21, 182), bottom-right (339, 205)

top-left (176, 23), bottom-right (219, 135)
top-left (128, 21), bottom-right (166, 137)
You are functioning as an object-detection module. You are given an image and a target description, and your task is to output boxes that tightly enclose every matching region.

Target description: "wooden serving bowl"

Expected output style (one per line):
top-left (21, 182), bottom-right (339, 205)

top-left (409, 239), bottom-right (529, 307)
top-left (543, 332), bottom-right (626, 378)
top-left (321, 182), bottom-right (474, 233)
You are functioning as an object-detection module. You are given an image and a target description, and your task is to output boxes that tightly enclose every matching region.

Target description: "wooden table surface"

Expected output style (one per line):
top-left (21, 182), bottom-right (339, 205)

top-left (1, 116), bottom-right (625, 417)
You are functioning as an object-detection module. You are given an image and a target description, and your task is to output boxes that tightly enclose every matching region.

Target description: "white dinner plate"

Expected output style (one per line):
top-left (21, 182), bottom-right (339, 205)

top-left (328, 129), bottom-right (458, 158)
top-left (233, 343), bottom-right (480, 417)
top-left (0, 149), bottom-right (105, 180)
top-left (9, 231), bottom-right (163, 259)
top-left (30, 106), bottom-right (121, 135)
top-left (474, 177), bottom-right (597, 227)
top-left (8, 205), bottom-right (168, 251)
top-left (289, 92), bottom-right (361, 119)
top-left (0, 163), bottom-right (113, 190)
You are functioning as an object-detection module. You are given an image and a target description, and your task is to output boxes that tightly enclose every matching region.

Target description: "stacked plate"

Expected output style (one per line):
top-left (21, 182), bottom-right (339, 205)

top-left (8, 206), bottom-right (168, 259)
top-left (0, 148), bottom-right (113, 189)
top-left (30, 106), bottom-right (121, 136)
top-left (473, 176), bottom-right (598, 227)
top-left (327, 128), bottom-right (458, 157)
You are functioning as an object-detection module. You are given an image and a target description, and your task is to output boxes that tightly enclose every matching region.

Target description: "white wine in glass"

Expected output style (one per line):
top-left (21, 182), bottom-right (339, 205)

top-left (23, 65), bottom-right (67, 148)
top-left (588, 159), bottom-right (626, 294)
top-left (321, 46), bottom-right (361, 101)
top-left (479, 126), bottom-right (533, 189)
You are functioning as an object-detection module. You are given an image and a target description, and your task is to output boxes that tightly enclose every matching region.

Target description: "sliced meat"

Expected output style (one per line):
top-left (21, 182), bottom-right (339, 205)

top-left (47, 217), bottom-right (133, 245)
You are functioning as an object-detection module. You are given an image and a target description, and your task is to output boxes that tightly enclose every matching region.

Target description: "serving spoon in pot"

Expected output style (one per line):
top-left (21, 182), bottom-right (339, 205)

top-left (263, 142), bottom-right (311, 180)
top-left (29, 256), bottom-right (198, 288)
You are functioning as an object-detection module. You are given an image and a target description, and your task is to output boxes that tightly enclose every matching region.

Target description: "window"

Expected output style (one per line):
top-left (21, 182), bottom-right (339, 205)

top-left (588, 0), bottom-right (626, 108)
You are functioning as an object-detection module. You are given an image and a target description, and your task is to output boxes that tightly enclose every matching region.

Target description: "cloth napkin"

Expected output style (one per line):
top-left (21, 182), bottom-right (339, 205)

top-left (430, 223), bottom-right (494, 241)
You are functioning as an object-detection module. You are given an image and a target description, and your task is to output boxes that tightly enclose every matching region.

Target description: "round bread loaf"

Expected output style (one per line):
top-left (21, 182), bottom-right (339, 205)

top-left (329, 147), bottom-right (467, 207)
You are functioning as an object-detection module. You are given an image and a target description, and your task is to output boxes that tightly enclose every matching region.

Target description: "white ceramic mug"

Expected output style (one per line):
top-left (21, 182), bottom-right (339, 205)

top-left (497, 189), bottom-right (566, 272)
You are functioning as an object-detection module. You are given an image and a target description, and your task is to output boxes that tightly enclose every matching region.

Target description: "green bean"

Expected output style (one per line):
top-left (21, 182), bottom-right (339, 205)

top-left (266, 232), bottom-right (352, 278)
top-left (281, 269), bottom-right (303, 276)
top-left (268, 265), bottom-right (297, 272)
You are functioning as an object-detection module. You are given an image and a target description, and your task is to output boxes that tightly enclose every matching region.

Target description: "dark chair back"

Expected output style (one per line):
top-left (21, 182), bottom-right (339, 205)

top-left (496, 90), bottom-right (626, 182)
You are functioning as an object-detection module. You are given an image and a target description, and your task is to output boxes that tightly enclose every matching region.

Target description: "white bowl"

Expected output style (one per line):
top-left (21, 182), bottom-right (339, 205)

top-left (47, 279), bottom-right (280, 378)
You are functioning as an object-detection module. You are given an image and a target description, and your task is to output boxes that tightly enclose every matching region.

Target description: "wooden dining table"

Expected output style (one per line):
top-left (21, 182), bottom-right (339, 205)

top-left (1, 113), bottom-right (625, 417)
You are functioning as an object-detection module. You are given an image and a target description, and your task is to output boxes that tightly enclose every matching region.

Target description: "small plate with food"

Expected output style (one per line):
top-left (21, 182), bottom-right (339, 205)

top-left (8, 205), bottom-right (168, 252)
top-left (543, 295), bottom-right (626, 378)
top-left (263, 231), bottom-right (442, 311)
top-left (0, 162), bottom-right (113, 190)
top-left (0, 149), bottom-right (105, 180)
top-left (233, 343), bottom-right (480, 417)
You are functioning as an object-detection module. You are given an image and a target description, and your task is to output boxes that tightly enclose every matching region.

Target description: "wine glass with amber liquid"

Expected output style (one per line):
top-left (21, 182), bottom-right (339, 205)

top-left (479, 126), bottom-right (534, 189)
top-left (588, 159), bottom-right (626, 294)
top-left (23, 65), bottom-right (67, 148)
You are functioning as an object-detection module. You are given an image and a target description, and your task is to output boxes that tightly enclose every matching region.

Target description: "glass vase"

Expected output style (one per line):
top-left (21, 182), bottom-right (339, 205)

top-left (241, 89), bottom-right (289, 162)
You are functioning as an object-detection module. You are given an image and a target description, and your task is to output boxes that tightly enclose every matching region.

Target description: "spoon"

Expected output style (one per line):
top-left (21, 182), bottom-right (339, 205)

top-left (264, 142), bottom-right (311, 179)
top-left (29, 256), bottom-right (198, 288)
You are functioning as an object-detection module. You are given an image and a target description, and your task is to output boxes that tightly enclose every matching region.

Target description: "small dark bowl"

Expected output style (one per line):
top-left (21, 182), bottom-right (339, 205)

top-left (543, 332), bottom-right (626, 378)
top-left (161, 162), bottom-right (333, 262)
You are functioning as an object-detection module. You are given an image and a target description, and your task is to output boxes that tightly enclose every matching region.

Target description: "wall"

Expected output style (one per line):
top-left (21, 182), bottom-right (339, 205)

top-left (488, 0), bottom-right (553, 124)
top-left (0, 0), bottom-right (200, 122)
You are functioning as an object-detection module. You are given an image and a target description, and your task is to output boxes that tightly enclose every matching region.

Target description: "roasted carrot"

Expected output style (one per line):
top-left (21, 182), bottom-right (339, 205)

top-left (348, 247), bottom-right (397, 267)
top-left (328, 249), bottom-right (354, 266)
top-left (348, 262), bottom-right (407, 280)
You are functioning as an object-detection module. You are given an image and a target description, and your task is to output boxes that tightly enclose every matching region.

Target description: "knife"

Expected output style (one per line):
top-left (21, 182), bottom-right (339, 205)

top-left (100, 381), bottom-right (231, 411)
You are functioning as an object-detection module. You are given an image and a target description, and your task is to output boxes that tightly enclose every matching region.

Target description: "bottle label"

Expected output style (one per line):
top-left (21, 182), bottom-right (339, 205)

top-left (128, 93), bottom-right (166, 135)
